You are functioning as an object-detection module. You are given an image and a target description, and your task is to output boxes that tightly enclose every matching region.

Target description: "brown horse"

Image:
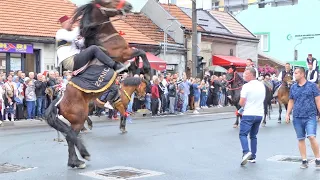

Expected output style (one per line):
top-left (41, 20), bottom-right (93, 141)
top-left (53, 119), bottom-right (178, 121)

top-left (277, 74), bottom-right (294, 123)
top-left (89, 77), bottom-right (147, 133)
top-left (44, 0), bottom-right (151, 169)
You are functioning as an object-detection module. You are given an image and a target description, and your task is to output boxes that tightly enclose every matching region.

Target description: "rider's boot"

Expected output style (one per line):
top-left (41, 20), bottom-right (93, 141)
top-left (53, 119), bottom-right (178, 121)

top-left (104, 101), bottom-right (114, 109)
top-left (114, 62), bottom-right (131, 73)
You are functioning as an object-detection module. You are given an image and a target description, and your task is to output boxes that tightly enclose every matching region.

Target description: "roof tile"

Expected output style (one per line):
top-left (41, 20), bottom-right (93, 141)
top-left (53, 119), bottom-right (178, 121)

top-left (0, 0), bottom-right (158, 45)
top-left (210, 10), bottom-right (254, 38)
top-left (161, 4), bottom-right (204, 31)
top-left (124, 13), bottom-right (175, 44)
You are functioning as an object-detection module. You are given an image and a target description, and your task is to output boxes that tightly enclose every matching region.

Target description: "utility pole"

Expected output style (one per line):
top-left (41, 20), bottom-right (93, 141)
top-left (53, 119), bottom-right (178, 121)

top-left (191, 0), bottom-right (197, 77)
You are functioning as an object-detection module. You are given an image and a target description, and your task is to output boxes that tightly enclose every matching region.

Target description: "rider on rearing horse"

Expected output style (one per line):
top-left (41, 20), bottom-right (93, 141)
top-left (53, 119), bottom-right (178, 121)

top-left (56, 15), bottom-right (129, 109)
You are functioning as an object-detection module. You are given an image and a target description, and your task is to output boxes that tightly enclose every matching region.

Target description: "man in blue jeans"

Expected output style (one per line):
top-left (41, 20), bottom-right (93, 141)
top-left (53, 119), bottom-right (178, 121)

top-left (286, 67), bottom-right (320, 169)
top-left (239, 67), bottom-right (266, 166)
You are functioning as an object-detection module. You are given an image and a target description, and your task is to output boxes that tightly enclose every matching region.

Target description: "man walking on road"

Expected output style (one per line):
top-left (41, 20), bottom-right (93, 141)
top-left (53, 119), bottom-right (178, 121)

top-left (286, 67), bottom-right (320, 169)
top-left (239, 67), bottom-right (266, 166)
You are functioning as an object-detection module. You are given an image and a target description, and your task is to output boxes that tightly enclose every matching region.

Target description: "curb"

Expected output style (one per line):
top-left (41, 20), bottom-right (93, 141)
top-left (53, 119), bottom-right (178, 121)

top-left (0, 106), bottom-right (237, 130)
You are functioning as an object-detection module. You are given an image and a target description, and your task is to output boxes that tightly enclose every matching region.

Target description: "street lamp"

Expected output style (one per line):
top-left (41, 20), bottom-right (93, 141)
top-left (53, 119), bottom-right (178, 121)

top-left (163, 18), bottom-right (177, 67)
top-left (293, 37), bottom-right (311, 69)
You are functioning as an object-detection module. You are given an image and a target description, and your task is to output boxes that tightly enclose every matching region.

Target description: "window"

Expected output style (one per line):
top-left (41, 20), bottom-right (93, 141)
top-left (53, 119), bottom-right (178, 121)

top-left (212, 0), bottom-right (220, 10)
top-left (256, 33), bottom-right (269, 52)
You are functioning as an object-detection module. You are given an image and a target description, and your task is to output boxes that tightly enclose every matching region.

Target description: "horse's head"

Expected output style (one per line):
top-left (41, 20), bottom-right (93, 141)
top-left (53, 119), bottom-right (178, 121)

top-left (135, 79), bottom-right (147, 101)
top-left (94, 0), bottom-right (133, 16)
top-left (121, 77), bottom-right (146, 101)
top-left (283, 74), bottom-right (294, 88)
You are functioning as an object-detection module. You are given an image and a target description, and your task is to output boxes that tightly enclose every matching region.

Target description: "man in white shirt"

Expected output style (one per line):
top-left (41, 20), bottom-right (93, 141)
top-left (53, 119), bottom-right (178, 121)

top-left (239, 67), bottom-right (266, 166)
top-left (55, 15), bottom-right (129, 74)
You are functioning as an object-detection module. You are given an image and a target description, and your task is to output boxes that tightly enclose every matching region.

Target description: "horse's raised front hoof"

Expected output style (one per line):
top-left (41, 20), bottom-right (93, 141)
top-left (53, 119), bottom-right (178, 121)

top-left (233, 124), bottom-right (238, 128)
top-left (68, 160), bottom-right (86, 169)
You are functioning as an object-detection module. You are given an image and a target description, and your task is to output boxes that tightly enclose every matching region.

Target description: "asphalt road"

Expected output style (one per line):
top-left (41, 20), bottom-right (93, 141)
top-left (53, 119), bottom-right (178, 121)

top-left (0, 109), bottom-right (320, 180)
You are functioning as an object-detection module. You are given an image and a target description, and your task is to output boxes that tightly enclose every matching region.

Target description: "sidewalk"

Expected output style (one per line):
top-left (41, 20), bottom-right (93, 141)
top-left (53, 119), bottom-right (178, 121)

top-left (0, 106), bottom-right (237, 129)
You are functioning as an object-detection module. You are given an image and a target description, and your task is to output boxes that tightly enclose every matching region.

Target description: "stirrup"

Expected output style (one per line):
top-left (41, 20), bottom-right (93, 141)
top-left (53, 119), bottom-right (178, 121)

top-left (115, 62), bottom-right (131, 74)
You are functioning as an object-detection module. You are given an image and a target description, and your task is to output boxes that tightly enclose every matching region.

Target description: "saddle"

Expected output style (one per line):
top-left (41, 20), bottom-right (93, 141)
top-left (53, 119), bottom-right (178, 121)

top-left (69, 61), bottom-right (117, 93)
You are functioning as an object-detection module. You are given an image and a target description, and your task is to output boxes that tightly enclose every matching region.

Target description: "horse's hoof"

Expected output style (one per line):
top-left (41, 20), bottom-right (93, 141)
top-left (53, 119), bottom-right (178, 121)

top-left (262, 123), bottom-right (266, 127)
top-left (233, 124), bottom-right (238, 128)
top-left (278, 120), bottom-right (281, 124)
top-left (78, 163), bottom-right (86, 169)
top-left (58, 139), bottom-right (64, 142)
top-left (88, 125), bottom-right (92, 130)
top-left (84, 156), bottom-right (90, 161)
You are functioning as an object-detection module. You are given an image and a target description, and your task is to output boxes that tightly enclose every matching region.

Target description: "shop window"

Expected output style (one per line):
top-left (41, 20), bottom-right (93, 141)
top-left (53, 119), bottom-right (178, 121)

top-left (0, 53), bottom-right (6, 73)
top-left (10, 53), bottom-right (21, 72)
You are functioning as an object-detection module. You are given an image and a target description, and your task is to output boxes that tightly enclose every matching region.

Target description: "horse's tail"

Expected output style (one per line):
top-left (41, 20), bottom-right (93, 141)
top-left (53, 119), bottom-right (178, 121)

top-left (44, 98), bottom-right (77, 139)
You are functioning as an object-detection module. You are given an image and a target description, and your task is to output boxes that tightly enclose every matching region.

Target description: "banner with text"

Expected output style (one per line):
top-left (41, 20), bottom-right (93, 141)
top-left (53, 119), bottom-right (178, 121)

top-left (0, 42), bottom-right (33, 54)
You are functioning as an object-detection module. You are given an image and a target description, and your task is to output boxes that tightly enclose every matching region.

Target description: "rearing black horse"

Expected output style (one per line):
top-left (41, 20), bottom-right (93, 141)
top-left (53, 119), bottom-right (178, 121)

top-left (225, 69), bottom-right (273, 128)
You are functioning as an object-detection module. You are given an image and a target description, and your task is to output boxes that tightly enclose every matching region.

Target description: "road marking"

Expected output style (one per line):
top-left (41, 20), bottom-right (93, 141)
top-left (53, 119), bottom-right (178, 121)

top-left (80, 166), bottom-right (164, 180)
top-left (0, 163), bottom-right (37, 174)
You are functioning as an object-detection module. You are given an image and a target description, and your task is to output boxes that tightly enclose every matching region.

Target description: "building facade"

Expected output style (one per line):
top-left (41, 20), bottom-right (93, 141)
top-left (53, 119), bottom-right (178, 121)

top-left (235, 0), bottom-right (317, 64)
top-left (0, 0), bottom-right (76, 75)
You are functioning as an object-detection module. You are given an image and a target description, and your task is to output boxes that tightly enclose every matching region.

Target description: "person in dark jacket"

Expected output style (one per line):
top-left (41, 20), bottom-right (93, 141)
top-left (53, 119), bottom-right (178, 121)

top-left (35, 73), bottom-right (47, 119)
top-left (167, 78), bottom-right (177, 114)
top-left (47, 71), bottom-right (58, 106)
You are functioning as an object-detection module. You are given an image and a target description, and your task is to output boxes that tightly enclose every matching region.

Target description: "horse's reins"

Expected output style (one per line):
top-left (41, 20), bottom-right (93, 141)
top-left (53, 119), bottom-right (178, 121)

top-left (119, 83), bottom-right (143, 102)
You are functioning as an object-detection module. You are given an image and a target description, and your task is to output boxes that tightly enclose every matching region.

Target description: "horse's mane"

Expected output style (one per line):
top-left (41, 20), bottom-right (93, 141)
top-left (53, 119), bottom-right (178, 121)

top-left (73, 1), bottom-right (100, 47)
top-left (122, 77), bottom-right (142, 86)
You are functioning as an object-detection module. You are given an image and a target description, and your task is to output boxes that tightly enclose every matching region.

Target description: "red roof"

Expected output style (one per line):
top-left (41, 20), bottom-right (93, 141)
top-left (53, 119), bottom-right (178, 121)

top-left (161, 4), bottom-right (204, 31)
top-left (0, 0), bottom-right (76, 37)
top-left (124, 13), bottom-right (175, 44)
top-left (212, 55), bottom-right (247, 67)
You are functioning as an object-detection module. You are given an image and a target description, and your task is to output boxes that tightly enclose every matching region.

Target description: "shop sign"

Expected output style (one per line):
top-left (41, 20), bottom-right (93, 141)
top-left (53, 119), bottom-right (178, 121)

top-left (0, 42), bottom-right (33, 54)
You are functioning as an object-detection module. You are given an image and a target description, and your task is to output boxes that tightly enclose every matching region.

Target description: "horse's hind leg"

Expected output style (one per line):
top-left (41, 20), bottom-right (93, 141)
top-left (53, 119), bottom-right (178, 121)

top-left (66, 137), bottom-right (86, 169)
top-left (233, 115), bottom-right (240, 128)
top-left (120, 116), bottom-right (127, 134)
top-left (87, 117), bottom-right (93, 130)
top-left (278, 102), bottom-right (282, 123)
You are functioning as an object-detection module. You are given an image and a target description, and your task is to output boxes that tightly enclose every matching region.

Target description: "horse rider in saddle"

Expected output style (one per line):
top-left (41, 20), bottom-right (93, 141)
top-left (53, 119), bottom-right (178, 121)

top-left (273, 62), bottom-right (295, 97)
top-left (56, 15), bottom-right (130, 109)
top-left (306, 59), bottom-right (319, 84)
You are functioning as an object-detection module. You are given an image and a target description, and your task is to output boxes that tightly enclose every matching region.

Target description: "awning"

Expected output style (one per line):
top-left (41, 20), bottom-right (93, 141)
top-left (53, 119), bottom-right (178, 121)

top-left (212, 55), bottom-right (247, 67)
top-left (207, 65), bottom-right (227, 73)
top-left (129, 52), bottom-right (166, 71)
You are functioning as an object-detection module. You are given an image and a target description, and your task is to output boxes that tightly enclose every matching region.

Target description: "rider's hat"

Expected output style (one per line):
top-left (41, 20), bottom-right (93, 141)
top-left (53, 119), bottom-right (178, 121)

top-left (58, 15), bottom-right (69, 24)
top-left (308, 54), bottom-right (312, 56)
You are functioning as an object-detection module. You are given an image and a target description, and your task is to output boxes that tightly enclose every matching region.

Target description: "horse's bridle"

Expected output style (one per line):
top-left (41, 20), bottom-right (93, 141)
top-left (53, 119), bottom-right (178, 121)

top-left (119, 83), bottom-right (145, 101)
top-left (226, 72), bottom-right (243, 91)
top-left (89, 0), bottom-right (127, 27)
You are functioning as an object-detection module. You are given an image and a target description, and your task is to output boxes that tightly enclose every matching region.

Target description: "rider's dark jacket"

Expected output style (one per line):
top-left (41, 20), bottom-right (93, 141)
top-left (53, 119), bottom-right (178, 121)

top-left (281, 69), bottom-right (293, 81)
top-left (306, 69), bottom-right (318, 83)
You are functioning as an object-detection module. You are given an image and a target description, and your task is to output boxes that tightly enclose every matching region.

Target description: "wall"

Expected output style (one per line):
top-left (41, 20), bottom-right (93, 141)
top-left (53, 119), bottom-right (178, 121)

top-left (211, 38), bottom-right (237, 65)
top-left (236, 41), bottom-right (258, 63)
top-left (141, 0), bottom-right (184, 44)
top-left (236, 0), bottom-right (320, 63)
top-left (33, 43), bottom-right (55, 72)
top-left (158, 52), bottom-right (185, 77)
